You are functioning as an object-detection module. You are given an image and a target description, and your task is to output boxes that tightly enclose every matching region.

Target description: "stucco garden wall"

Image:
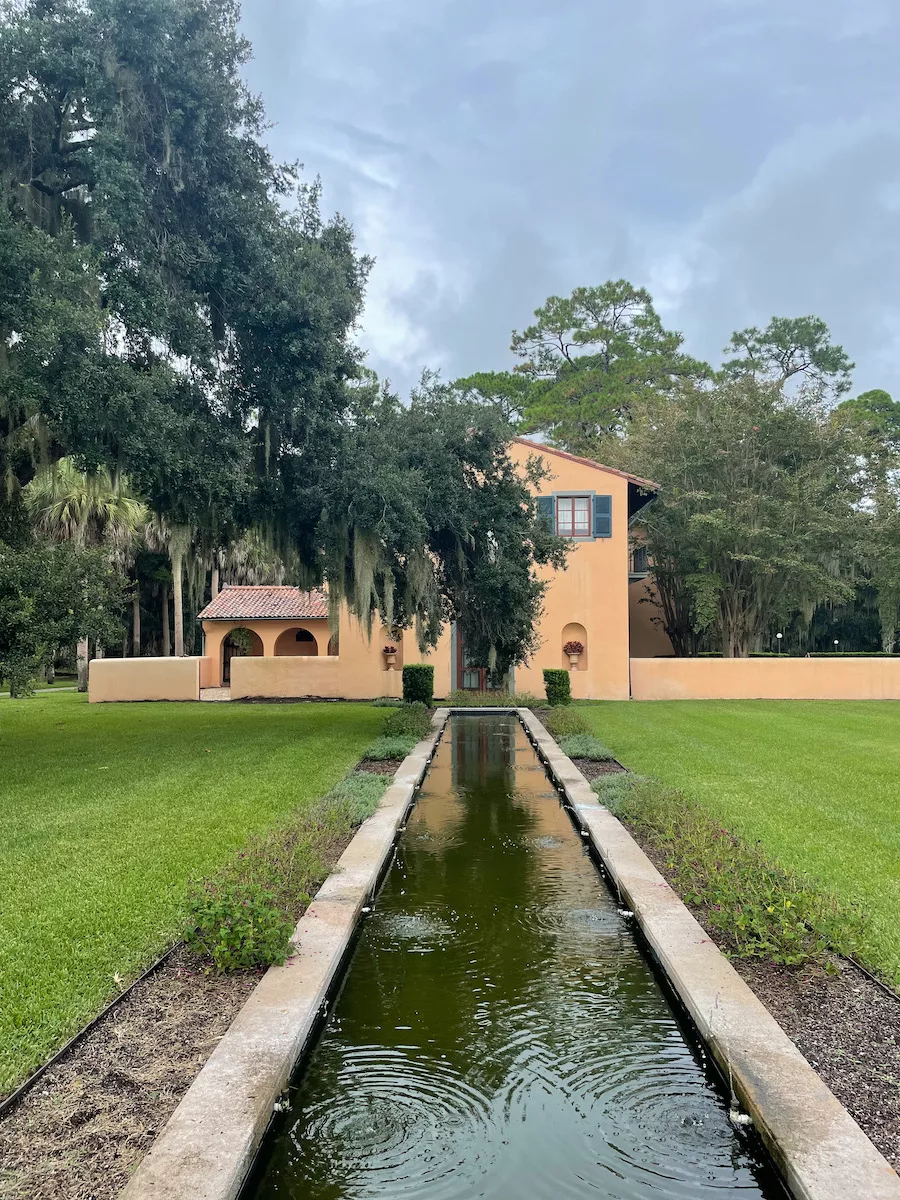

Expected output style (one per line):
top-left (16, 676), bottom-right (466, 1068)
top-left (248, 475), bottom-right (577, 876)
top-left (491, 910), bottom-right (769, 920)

top-left (630, 656), bottom-right (900, 700)
top-left (89, 657), bottom-right (200, 703)
top-left (230, 655), bottom-right (402, 700)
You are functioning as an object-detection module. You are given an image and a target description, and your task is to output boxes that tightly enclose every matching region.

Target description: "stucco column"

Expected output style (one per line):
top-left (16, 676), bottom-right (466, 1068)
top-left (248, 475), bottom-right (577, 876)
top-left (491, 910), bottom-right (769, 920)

top-left (257, 624), bottom-right (279, 657)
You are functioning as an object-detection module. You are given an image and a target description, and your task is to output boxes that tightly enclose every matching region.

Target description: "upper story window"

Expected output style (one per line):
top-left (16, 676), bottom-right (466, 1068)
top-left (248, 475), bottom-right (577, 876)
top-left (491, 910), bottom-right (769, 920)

top-left (536, 493), bottom-right (613, 539)
top-left (556, 495), bottom-right (591, 537)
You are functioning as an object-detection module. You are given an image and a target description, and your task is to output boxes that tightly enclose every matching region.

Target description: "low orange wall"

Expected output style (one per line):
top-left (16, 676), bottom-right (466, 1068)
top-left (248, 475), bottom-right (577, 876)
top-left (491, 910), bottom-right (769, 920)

top-left (199, 656), bottom-right (217, 688)
top-left (89, 657), bottom-right (201, 703)
top-left (630, 657), bottom-right (900, 700)
top-left (231, 656), bottom-right (402, 700)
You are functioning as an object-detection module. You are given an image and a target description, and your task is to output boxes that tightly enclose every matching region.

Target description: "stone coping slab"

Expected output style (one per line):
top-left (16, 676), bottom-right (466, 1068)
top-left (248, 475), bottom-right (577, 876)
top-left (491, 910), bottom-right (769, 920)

top-left (517, 706), bottom-right (900, 1200)
top-left (120, 709), bottom-right (450, 1200)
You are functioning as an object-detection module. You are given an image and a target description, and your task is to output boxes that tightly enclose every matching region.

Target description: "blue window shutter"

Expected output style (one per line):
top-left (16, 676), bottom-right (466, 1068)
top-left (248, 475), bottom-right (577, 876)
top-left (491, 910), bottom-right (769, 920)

top-left (593, 494), bottom-right (612, 538)
top-left (536, 494), bottom-right (554, 530)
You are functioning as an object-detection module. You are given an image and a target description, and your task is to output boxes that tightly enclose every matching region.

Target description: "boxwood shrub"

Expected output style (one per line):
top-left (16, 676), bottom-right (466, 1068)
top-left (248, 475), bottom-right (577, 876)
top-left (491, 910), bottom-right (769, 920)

top-left (543, 668), bottom-right (571, 706)
top-left (402, 663), bottom-right (434, 706)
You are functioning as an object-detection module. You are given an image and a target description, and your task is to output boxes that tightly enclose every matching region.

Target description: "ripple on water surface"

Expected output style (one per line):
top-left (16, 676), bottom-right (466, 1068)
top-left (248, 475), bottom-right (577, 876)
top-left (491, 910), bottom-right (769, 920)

top-left (246, 716), bottom-right (786, 1200)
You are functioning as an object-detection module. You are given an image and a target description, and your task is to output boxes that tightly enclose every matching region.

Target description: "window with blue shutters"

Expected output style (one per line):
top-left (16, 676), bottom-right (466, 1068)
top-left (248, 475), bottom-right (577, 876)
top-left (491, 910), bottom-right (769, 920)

top-left (535, 492), bottom-right (613, 539)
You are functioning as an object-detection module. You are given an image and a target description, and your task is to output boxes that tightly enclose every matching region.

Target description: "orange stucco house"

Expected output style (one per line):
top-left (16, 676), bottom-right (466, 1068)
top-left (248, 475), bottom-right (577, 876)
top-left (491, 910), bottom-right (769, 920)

top-left (190, 439), bottom-right (670, 702)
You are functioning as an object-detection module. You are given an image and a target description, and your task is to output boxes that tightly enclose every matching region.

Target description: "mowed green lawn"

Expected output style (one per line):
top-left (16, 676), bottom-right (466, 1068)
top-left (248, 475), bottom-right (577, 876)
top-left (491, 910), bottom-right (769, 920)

top-left (580, 701), bottom-right (900, 986)
top-left (0, 693), bottom-right (382, 1093)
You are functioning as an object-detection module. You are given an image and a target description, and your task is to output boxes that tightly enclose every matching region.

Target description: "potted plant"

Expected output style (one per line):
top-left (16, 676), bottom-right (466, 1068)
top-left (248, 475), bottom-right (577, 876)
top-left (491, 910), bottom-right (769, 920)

top-left (563, 639), bottom-right (584, 669)
top-left (383, 645), bottom-right (399, 668)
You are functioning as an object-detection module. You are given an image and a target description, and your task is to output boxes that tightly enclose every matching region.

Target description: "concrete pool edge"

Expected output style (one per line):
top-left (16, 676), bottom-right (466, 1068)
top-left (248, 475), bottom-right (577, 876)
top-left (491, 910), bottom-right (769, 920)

top-left (517, 706), bottom-right (900, 1200)
top-left (119, 708), bottom-right (451, 1200)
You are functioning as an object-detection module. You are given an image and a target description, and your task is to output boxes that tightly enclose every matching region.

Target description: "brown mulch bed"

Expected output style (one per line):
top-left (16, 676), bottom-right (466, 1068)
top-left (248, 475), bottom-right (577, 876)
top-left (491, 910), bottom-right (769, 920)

top-left (620, 820), bottom-right (900, 1171)
top-left (357, 757), bottom-right (405, 775)
top-left (0, 949), bottom-right (261, 1200)
top-left (570, 757), bottom-right (626, 782)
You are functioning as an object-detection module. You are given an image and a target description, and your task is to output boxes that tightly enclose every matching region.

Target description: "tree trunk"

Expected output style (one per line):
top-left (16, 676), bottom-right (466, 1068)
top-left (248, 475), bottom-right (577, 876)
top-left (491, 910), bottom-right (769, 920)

top-left (132, 583), bottom-right (141, 656)
top-left (161, 585), bottom-right (171, 656)
top-left (211, 563), bottom-right (219, 599)
top-left (76, 637), bottom-right (89, 692)
top-left (173, 547), bottom-right (185, 656)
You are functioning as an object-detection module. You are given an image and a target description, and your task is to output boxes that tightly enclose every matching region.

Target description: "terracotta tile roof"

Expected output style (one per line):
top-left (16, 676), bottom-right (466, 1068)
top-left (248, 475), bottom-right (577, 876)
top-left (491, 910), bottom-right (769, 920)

top-left (197, 586), bottom-right (329, 622)
top-left (514, 437), bottom-right (660, 491)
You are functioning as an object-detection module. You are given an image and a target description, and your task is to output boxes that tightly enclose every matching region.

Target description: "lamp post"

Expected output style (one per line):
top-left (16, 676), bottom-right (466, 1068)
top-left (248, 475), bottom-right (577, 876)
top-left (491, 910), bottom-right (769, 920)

top-left (776, 632), bottom-right (783, 655)
top-left (834, 639), bottom-right (840, 653)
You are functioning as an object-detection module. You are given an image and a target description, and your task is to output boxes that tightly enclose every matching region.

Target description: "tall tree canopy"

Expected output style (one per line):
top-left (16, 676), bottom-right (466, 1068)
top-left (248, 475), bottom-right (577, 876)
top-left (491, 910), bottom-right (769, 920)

top-left (506, 280), bottom-right (709, 456)
top-left (625, 379), bottom-right (862, 657)
top-left (0, 0), bottom-right (562, 669)
top-left (721, 316), bottom-right (854, 400)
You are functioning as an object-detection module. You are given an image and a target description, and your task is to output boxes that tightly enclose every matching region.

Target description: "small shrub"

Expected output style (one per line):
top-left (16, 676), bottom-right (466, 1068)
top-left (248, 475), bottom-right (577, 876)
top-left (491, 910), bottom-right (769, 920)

top-left (402, 664), bottom-right (434, 706)
top-left (363, 735), bottom-right (416, 761)
top-left (325, 771), bottom-right (388, 824)
top-left (185, 880), bottom-right (296, 972)
top-left (372, 696), bottom-right (403, 707)
top-left (602, 776), bottom-right (866, 967)
top-left (543, 706), bottom-right (589, 738)
top-left (447, 689), bottom-right (540, 707)
top-left (543, 668), bottom-right (571, 706)
top-left (558, 733), bottom-right (615, 761)
top-left (184, 772), bottom-right (387, 972)
top-left (383, 701), bottom-right (432, 741)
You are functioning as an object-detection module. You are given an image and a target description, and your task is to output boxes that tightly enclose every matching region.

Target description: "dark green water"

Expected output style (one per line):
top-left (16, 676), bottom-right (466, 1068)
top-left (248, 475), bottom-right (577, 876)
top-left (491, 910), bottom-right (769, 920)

top-left (246, 716), bottom-right (786, 1200)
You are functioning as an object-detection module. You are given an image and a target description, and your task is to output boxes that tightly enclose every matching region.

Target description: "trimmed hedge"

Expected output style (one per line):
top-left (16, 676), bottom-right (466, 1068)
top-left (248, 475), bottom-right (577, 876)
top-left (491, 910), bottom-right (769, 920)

top-left (402, 664), bottom-right (434, 705)
top-left (543, 668), bottom-right (571, 706)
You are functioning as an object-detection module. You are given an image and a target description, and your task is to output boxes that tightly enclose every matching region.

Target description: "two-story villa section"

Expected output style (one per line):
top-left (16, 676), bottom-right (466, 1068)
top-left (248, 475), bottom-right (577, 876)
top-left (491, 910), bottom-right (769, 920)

top-left (462, 438), bottom-right (660, 701)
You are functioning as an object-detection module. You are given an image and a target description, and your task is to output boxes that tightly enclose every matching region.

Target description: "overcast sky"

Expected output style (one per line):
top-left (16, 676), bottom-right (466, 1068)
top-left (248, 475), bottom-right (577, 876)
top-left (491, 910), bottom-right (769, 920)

top-left (240, 0), bottom-right (900, 399)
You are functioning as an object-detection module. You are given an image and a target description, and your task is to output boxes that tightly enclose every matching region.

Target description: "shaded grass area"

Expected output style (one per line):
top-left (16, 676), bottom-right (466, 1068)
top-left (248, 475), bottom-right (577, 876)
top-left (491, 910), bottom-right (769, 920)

top-left (0, 693), bottom-right (382, 1093)
top-left (578, 700), bottom-right (900, 986)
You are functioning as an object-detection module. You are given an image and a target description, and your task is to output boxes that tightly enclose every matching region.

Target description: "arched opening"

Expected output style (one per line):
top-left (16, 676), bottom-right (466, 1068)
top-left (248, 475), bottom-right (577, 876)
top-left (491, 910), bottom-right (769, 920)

top-left (222, 627), bottom-right (263, 684)
top-left (562, 622), bottom-right (588, 671)
top-left (274, 627), bottom-right (319, 657)
top-left (327, 632), bottom-right (339, 656)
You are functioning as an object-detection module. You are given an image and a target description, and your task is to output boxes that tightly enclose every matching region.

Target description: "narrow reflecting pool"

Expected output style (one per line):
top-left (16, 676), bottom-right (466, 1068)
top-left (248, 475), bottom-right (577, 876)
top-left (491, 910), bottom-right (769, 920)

top-left (245, 715), bottom-right (787, 1200)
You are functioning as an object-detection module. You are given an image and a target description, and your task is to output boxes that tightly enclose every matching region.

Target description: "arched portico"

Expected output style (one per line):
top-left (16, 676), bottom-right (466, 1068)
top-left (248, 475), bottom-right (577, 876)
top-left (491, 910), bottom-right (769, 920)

top-left (274, 627), bottom-right (319, 656)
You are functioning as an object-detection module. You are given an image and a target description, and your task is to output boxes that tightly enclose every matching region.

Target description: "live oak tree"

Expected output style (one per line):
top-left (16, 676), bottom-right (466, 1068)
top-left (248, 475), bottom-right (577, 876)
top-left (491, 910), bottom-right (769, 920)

top-left (625, 379), bottom-right (861, 658)
top-left (316, 374), bottom-right (569, 678)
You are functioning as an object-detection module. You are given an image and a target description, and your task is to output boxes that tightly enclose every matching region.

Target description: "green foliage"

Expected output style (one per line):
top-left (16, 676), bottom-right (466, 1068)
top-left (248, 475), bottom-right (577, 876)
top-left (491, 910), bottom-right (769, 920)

top-left (184, 771), bottom-right (386, 972)
top-left (0, 540), bottom-right (124, 694)
top-left (626, 378), bottom-right (861, 656)
top-left (602, 777), bottom-right (865, 967)
top-left (722, 316), bottom-right (854, 399)
top-left (325, 378), bottom-right (569, 677)
top-left (382, 701), bottom-right (432, 741)
top-left (227, 626), bottom-right (255, 655)
top-left (558, 734), bottom-right (615, 761)
top-left (447, 689), bottom-right (540, 707)
top-left (185, 881), bottom-right (295, 972)
top-left (0, 695), bottom-right (383, 1090)
top-left (543, 705), bottom-right (589, 737)
top-left (543, 668), bottom-right (571, 707)
top-left (402, 663), bottom-right (434, 705)
top-left (509, 280), bottom-right (710, 456)
top-left (363, 736), bottom-right (416, 761)
top-left (372, 696), bottom-right (403, 707)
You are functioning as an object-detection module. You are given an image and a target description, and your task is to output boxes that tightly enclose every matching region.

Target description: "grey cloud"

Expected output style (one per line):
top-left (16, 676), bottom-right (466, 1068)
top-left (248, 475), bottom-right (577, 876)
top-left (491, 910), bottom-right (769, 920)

top-left (240, 0), bottom-right (900, 396)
